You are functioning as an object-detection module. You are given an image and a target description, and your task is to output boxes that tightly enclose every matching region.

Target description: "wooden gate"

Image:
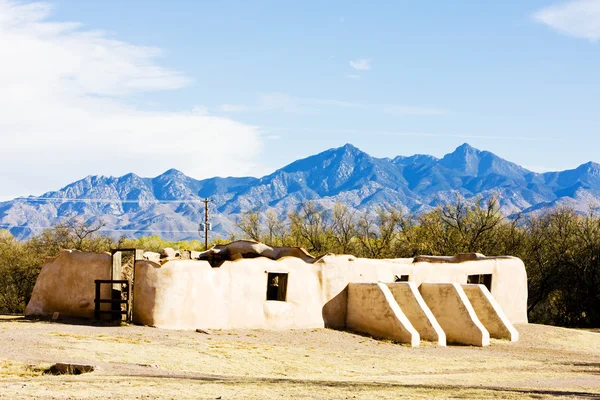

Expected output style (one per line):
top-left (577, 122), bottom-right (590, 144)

top-left (94, 280), bottom-right (131, 321)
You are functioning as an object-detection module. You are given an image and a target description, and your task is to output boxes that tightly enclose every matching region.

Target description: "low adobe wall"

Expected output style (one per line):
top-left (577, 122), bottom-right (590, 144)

top-left (385, 282), bottom-right (446, 345)
top-left (346, 283), bottom-right (419, 347)
top-left (25, 250), bottom-right (111, 318)
top-left (409, 257), bottom-right (528, 324)
top-left (133, 257), bottom-right (328, 330)
top-left (462, 284), bottom-right (519, 341)
top-left (24, 248), bottom-right (528, 333)
top-left (132, 255), bottom-right (413, 330)
top-left (419, 283), bottom-right (490, 347)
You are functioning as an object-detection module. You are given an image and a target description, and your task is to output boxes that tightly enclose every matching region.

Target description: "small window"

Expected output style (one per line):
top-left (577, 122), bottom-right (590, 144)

top-left (467, 274), bottom-right (492, 291)
top-left (266, 272), bottom-right (288, 301)
top-left (395, 274), bottom-right (410, 282)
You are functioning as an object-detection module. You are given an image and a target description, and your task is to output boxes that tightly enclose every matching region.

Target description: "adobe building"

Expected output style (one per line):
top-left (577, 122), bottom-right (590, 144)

top-left (25, 240), bottom-right (527, 347)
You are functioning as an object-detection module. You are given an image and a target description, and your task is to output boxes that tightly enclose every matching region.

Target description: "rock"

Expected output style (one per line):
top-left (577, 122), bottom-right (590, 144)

top-left (160, 248), bottom-right (176, 259)
top-left (52, 312), bottom-right (59, 320)
top-left (78, 300), bottom-right (90, 309)
top-left (195, 328), bottom-right (211, 334)
top-left (45, 363), bottom-right (95, 375)
top-left (143, 251), bottom-right (161, 263)
top-left (136, 363), bottom-right (159, 369)
top-left (179, 250), bottom-right (191, 260)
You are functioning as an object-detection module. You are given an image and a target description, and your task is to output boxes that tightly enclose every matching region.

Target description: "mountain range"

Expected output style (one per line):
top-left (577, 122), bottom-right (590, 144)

top-left (3, 143), bottom-right (600, 241)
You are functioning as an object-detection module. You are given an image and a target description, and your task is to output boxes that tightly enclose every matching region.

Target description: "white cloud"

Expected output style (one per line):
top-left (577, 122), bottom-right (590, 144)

top-left (0, 0), bottom-right (263, 198)
top-left (190, 106), bottom-right (210, 115)
top-left (228, 92), bottom-right (451, 117)
top-left (349, 58), bottom-right (371, 71)
top-left (214, 92), bottom-right (451, 118)
top-left (219, 104), bottom-right (251, 112)
top-left (533, 0), bottom-right (600, 41)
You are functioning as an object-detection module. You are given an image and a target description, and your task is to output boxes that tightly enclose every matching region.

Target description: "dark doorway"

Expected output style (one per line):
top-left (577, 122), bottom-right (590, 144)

top-left (467, 274), bottom-right (493, 291)
top-left (395, 275), bottom-right (410, 282)
top-left (266, 272), bottom-right (288, 301)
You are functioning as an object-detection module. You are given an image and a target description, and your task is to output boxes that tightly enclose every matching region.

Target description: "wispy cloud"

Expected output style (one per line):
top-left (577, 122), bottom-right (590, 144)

top-left (262, 127), bottom-right (567, 142)
top-left (345, 74), bottom-right (360, 79)
top-left (217, 93), bottom-right (450, 117)
top-left (219, 104), bottom-right (251, 112)
top-left (533, 0), bottom-right (600, 41)
top-left (349, 58), bottom-right (371, 71)
top-left (190, 106), bottom-right (209, 115)
top-left (0, 0), bottom-right (263, 198)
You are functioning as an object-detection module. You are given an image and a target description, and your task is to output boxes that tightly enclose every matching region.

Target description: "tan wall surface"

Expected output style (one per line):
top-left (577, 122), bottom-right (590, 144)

top-left (346, 283), bottom-right (419, 346)
top-left (461, 284), bottom-right (519, 342)
top-left (25, 250), bottom-right (528, 333)
top-left (419, 283), bottom-right (490, 347)
top-left (25, 250), bottom-right (111, 318)
top-left (133, 255), bottom-right (527, 331)
top-left (408, 257), bottom-right (528, 324)
top-left (133, 257), bottom-right (327, 330)
top-left (386, 283), bottom-right (446, 346)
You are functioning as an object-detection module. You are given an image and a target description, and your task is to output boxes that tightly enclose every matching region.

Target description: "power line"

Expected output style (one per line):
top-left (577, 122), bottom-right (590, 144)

top-left (9, 197), bottom-right (209, 204)
top-left (0, 224), bottom-right (205, 234)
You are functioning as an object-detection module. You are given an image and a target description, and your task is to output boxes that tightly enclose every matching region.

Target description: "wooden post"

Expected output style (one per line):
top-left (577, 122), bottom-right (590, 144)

top-left (111, 251), bottom-right (122, 288)
top-left (111, 251), bottom-right (122, 320)
top-left (94, 281), bottom-right (100, 320)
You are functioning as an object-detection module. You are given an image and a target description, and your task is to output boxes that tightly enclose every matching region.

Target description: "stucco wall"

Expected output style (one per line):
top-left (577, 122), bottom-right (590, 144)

top-left (25, 250), bottom-right (111, 318)
top-left (461, 284), bottom-right (519, 341)
top-left (25, 249), bottom-right (527, 334)
top-left (385, 282), bottom-right (446, 345)
top-left (133, 257), bottom-right (327, 330)
top-left (419, 283), bottom-right (490, 347)
top-left (346, 283), bottom-right (419, 346)
top-left (408, 257), bottom-right (528, 324)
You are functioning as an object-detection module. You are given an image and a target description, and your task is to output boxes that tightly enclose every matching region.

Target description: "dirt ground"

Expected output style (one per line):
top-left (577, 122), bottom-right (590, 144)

top-left (1, 316), bottom-right (599, 399)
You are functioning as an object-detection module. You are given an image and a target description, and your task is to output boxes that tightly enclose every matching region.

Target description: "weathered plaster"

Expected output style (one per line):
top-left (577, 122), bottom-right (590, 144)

top-left (385, 282), bottom-right (446, 346)
top-left (462, 284), bottom-right (519, 341)
top-left (25, 250), bottom-right (111, 318)
top-left (419, 283), bottom-right (490, 347)
top-left (346, 283), bottom-right (420, 347)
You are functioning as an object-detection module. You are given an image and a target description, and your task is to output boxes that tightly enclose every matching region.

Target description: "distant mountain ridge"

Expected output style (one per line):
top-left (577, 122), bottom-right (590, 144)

top-left (2, 143), bottom-right (600, 241)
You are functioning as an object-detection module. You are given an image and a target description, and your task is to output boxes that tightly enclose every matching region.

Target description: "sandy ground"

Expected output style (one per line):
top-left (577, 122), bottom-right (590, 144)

top-left (1, 316), bottom-right (599, 399)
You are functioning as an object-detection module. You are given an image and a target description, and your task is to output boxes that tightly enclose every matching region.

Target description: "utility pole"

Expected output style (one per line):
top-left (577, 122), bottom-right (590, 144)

top-left (203, 198), bottom-right (211, 250)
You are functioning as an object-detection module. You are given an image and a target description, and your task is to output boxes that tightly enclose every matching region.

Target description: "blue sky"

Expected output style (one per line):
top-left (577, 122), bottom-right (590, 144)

top-left (0, 0), bottom-right (599, 198)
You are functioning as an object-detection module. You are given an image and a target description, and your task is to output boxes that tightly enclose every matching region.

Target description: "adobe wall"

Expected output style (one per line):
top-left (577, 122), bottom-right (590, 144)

top-left (132, 254), bottom-right (527, 330)
top-left (408, 257), bottom-right (528, 324)
top-left (25, 250), bottom-right (112, 318)
top-left (24, 248), bottom-right (528, 331)
top-left (461, 284), bottom-right (519, 341)
top-left (419, 283), bottom-right (490, 347)
top-left (385, 282), bottom-right (446, 345)
top-left (132, 256), bottom-right (413, 330)
top-left (345, 283), bottom-right (419, 347)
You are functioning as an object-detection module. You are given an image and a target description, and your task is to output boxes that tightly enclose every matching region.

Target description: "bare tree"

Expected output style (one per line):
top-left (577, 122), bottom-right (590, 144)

top-left (289, 201), bottom-right (331, 253)
top-left (330, 203), bottom-right (357, 254)
top-left (439, 195), bottom-right (503, 253)
top-left (265, 210), bottom-right (285, 245)
top-left (236, 211), bottom-right (262, 242)
top-left (357, 207), bottom-right (402, 258)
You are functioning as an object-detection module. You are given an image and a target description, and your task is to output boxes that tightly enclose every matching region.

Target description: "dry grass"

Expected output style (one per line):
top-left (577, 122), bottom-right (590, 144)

top-left (0, 317), bottom-right (599, 399)
top-left (0, 360), bottom-right (46, 378)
